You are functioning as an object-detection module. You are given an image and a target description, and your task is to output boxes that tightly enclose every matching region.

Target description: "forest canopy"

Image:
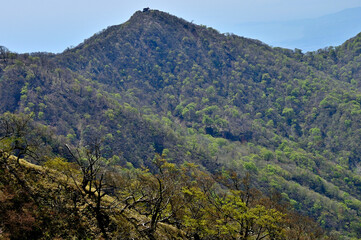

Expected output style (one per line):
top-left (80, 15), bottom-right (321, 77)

top-left (1, 9), bottom-right (361, 239)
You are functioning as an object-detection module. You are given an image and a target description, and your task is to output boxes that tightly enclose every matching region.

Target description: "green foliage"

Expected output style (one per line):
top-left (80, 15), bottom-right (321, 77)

top-left (2, 9), bottom-right (361, 237)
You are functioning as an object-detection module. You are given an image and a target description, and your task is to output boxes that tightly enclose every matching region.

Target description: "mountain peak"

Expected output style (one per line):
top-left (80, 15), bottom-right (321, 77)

top-left (60, 8), bottom-right (271, 75)
top-left (126, 9), bottom-right (194, 31)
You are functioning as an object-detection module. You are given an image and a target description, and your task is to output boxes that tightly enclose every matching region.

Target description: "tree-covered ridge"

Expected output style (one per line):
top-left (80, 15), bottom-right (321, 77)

top-left (1, 9), bottom-right (361, 238)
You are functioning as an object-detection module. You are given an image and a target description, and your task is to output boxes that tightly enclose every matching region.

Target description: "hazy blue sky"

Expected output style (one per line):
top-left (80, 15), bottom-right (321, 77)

top-left (2, 0), bottom-right (361, 53)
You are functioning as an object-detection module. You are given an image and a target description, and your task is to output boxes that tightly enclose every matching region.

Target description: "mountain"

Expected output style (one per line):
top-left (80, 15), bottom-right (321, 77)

top-left (1, 9), bottom-right (361, 238)
top-left (236, 7), bottom-right (361, 52)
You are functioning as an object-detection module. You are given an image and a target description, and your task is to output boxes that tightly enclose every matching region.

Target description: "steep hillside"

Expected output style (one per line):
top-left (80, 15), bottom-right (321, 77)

top-left (0, 156), bottom-right (187, 239)
top-left (0, 52), bottom-right (210, 170)
top-left (1, 9), bottom-right (361, 238)
top-left (0, 127), bottom-right (324, 239)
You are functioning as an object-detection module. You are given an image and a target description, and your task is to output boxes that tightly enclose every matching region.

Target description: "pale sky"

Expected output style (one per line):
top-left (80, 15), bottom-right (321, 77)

top-left (2, 0), bottom-right (361, 53)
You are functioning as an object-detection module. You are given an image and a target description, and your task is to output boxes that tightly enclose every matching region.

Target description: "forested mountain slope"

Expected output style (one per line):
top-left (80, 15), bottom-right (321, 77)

top-left (1, 9), bottom-right (361, 238)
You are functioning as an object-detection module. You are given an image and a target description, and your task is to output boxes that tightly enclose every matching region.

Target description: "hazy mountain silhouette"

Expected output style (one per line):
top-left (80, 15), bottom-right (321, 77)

top-left (235, 7), bottom-right (361, 52)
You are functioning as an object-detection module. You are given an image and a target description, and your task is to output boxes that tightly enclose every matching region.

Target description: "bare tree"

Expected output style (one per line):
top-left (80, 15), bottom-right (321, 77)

top-left (0, 46), bottom-right (10, 64)
top-left (66, 140), bottom-right (110, 239)
top-left (0, 113), bottom-right (43, 165)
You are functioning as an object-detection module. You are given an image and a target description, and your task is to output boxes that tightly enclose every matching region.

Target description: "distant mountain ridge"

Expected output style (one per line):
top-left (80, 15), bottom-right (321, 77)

top-left (2, 9), bottom-right (361, 238)
top-left (235, 7), bottom-right (361, 52)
